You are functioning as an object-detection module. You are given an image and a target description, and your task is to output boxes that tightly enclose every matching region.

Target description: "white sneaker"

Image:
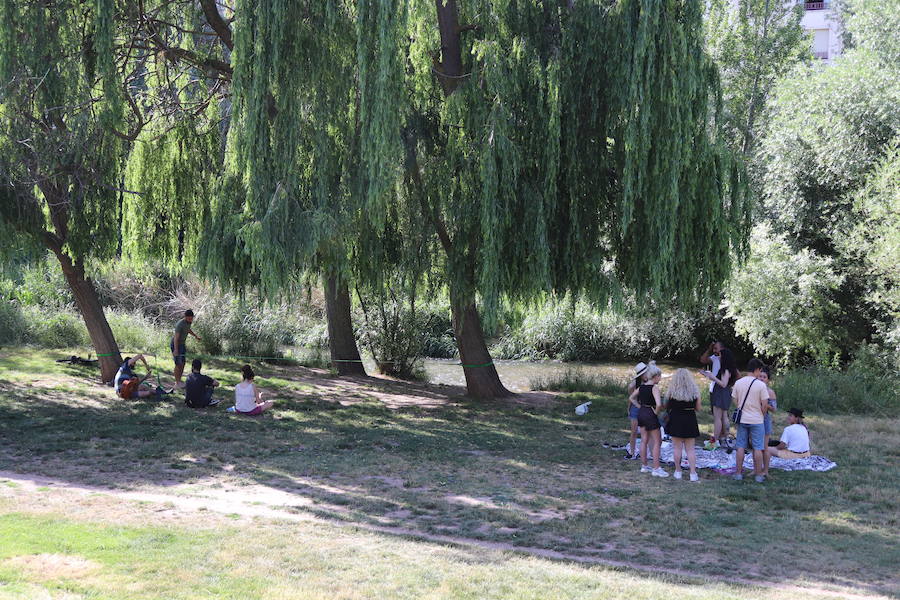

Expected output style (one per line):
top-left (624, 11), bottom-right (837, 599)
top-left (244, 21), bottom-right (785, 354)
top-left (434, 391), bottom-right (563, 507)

top-left (640, 465), bottom-right (652, 473)
top-left (673, 470), bottom-right (682, 480)
top-left (651, 468), bottom-right (669, 478)
top-left (690, 472), bottom-right (699, 482)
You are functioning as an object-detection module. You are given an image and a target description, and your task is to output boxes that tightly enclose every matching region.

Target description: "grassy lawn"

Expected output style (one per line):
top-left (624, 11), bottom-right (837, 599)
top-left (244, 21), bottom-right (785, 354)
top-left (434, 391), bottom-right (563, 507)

top-left (0, 348), bottom-right (897, 599)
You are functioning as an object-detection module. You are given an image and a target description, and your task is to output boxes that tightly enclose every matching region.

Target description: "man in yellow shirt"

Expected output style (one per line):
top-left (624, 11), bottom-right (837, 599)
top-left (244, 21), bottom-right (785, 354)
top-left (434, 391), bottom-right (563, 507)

top-left (731, 358), bottom-right (770, 483)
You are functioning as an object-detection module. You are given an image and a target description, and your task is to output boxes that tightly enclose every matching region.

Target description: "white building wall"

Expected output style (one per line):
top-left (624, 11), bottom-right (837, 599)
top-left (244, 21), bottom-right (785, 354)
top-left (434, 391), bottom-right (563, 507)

top-left (799, 1), bottom-right (843, 62)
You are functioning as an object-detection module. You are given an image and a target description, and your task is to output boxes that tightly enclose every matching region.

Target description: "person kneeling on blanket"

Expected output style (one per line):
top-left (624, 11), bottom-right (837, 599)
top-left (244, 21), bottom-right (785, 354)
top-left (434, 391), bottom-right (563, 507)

top-left (114, 354), bottom-right (157, 400)
top-left (766, 407), bottom-right (811, 460)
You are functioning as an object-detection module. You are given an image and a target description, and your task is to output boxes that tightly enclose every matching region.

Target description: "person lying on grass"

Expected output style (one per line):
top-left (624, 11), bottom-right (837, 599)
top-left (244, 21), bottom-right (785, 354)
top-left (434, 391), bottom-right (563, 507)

top-left (114, 354), bottom-right (157, 400)
top-left (766, 408), bottom-right (811, 460)
top-left (234, 365), bottom-right (274, 415)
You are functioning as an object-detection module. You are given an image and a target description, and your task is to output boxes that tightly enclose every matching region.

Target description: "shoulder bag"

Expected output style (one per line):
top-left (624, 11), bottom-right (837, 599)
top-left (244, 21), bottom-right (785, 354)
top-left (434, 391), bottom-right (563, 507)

top-left (730, 378), bottom-right (757, 425)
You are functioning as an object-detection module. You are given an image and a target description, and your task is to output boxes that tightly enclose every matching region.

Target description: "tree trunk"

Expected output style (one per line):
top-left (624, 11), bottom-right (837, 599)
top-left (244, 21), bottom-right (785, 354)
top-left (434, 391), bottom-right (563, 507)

top-left (324, 274), bottom-right (367, 376)
top-left (52, 250), bottom-right (121, 383)
top-left (451, 296), bottom-right (511, 399)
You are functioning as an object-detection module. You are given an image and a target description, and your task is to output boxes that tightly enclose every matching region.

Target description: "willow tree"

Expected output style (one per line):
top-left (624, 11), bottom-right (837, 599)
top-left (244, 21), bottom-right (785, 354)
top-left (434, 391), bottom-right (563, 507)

top-left (196, 1), bottom-right (374, 375)
top-left (0, 0), bottom-right (137, 381)
top-left (357, 0), bottom-right (747, 397)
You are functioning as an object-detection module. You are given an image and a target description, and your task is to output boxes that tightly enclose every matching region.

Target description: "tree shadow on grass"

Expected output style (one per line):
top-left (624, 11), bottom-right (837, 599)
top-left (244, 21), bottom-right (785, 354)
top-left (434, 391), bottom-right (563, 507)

top-left (0, 360), bottom-right (897, 599)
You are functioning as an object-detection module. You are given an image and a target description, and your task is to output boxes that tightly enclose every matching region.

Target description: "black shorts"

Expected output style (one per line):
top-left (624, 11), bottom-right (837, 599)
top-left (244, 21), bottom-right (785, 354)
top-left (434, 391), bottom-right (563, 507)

top-left (637, 406), bottom-right (660, 431)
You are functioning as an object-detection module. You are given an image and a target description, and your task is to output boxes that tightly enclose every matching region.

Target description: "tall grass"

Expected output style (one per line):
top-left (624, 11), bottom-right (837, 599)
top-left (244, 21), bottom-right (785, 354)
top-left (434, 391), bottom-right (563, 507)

top-left (776, 367), bottom-right (898, 415)
top-left (529, 369), bottom-right (627, 396)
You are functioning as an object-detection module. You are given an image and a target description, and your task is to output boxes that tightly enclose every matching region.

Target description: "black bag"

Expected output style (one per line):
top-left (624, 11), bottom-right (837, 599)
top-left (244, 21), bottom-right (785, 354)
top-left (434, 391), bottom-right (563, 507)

top-left (731, 378), bottom-right (758, 425)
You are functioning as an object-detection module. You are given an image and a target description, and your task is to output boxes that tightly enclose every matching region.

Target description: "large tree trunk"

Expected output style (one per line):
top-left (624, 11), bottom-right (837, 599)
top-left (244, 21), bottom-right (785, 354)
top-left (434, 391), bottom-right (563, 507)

top-left (451, 294), bottom-right (511, 399)
top-left (324, 274), bottom-right (367, 376)
top-left (53, 250), bottom-right (121, 383)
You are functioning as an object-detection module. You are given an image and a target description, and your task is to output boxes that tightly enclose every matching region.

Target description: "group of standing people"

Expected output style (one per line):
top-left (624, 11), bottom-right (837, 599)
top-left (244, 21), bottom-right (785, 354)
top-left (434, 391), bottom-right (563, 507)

top-left (113, 309), bottom-right (274, 415)
top-left (625, 342), bottom-right (812, 483)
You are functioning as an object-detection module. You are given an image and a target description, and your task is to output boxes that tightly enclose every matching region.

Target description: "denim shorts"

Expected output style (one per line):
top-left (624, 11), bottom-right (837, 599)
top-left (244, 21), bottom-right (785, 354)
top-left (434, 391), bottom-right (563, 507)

top-left (763, 413), bottom-right (773, 436)
top-left (629, 404), bottom-right (640, 420)
top-left (735, 422), bottom-right (765, 450)
top-left (170, 341), bottom-right (187, 366)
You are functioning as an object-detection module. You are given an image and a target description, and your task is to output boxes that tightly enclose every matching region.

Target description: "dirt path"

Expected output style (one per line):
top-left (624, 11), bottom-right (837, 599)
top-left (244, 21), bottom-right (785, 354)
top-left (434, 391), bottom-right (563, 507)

top-left (0, 470), bottom-right (890, 600)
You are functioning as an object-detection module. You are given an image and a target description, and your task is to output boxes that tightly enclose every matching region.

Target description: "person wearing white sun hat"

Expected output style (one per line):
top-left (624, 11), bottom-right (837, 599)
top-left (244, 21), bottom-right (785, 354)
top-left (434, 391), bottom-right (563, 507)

top-left (625, 362), bottom-right (649, 459)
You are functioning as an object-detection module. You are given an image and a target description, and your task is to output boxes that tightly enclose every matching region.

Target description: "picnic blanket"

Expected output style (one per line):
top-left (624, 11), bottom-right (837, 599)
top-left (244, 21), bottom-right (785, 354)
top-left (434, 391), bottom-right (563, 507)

top-left (622, 440), bottom-right (836, 472)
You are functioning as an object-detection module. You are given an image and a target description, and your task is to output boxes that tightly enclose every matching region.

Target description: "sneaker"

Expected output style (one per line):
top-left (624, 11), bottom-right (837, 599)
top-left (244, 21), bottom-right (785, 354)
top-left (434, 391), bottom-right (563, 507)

top-left (673, 470), bottom-right (682, 480)
top-left (640, 465), bottom-right (652, 474)
top-left (175, 381), bottom-right (186, 389)
top-left (733, 473), bottom-right (743, 481)
top-left (624, 452), bottom-right (633, 460)
top-left (689, 472), bottom-right (699, 482)
top-left (754, 474), bottom-right (766, 483)
top-left (651, 468), bottom-right (669, 478)
top-left (208, 397), bottom-right (221, 406)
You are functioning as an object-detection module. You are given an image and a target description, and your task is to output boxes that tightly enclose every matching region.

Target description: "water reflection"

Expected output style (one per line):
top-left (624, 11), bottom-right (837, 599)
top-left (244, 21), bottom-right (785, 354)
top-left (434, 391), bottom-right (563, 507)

top-left (421, 358), bottom-right (696, 393)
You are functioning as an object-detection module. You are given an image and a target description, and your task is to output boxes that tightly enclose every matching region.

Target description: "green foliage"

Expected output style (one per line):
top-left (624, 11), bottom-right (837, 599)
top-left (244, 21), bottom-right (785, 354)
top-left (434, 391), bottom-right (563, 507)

top-left (20, 307), bottom-right (90, 349)
top-left (529, 369), bottom-right (626, 396)
top-left (752, 0), bottom-right (900, 365)
top-left (704, 0), bottom-right (807, 158)
top-left (0, 297), bottom-right (26, 347)
top-left (725, 227), bottom-right (845, 366)
top-left (357, 288), bottom-right (430, 380)
top-left (491, 300), bottom-right (701, 362)
top-left (357, 0), bottom-right (748, 326)
top-left (775, 359), bottom-right (899, 416)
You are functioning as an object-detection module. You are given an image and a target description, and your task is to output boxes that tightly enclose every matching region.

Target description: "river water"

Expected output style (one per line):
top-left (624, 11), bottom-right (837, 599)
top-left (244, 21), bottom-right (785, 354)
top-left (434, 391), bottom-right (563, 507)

top-left (420, 358), bottom-right (695, 393)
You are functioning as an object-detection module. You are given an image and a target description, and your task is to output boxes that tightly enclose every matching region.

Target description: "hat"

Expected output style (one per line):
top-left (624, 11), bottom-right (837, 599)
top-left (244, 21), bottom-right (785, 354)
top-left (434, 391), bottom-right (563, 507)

top-left (634, 362), bottom-right (649, 377)
top-left (788, 407), bottom-right (804, 419)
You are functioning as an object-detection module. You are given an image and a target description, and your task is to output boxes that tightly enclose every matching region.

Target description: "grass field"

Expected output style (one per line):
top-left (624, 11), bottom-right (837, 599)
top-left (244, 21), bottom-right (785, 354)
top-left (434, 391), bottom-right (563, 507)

top-left (0, 348), bottom-right (897, 599)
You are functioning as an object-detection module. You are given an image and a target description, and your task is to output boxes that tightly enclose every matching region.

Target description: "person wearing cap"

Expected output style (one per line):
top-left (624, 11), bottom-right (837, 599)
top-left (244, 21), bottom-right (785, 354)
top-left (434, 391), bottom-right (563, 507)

top-left (766, 408), bottom-right (811, 460)
top-left (171, 309), bottom-right (202, 388)
top-left (626, 362), bottom-right (649, 459)
top-left (184, 358), bottom-right (220, 408)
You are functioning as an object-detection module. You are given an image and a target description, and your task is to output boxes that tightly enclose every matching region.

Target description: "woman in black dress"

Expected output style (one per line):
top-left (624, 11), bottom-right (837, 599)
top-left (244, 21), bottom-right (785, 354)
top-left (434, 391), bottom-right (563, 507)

top-left (628, 362), bottom-right (667, 477)
top-left (665, 368), bottom-right (702, 481)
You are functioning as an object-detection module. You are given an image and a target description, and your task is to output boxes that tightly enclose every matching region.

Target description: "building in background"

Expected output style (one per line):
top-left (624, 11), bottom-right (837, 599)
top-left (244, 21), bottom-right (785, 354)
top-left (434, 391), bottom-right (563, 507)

top-left (800, 1), bottom-right (843, 62)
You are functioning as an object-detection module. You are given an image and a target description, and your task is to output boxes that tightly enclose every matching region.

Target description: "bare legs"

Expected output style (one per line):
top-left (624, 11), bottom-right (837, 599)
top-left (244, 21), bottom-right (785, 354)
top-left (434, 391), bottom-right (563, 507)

top-left (713, 407), bottom-right (729, 443)
top-left (629, 418), bottom-right (639, 456)
top-left (672, 437), bottom-right (698, 478)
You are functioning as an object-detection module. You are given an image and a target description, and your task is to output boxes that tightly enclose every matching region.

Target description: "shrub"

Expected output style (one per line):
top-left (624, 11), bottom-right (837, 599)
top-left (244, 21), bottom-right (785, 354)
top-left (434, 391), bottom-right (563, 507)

top-left (13, 261), bottom-right (73, 309)
top-left (491, 302), bottom-right (699, 362)
top-left (774, 358), bottom-right (899, 416)
top-left (357, 291), bottom-right (430, 380)
top-left (0, 298), bottom-right (27, 347)
top-left (530, 369), bottom-right (627, 396)
top-left (21, 306), bottom-right (89, 348)
top-left (106, 310), bottom-right (168, 355)
top-left (419, 304), bottom-right (456, 359)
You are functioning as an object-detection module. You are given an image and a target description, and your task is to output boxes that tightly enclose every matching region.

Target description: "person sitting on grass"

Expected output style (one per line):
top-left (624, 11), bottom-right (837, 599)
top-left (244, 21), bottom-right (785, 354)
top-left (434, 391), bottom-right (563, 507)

top-left (185, 358), bottom-right (220, 408)
top-left (664, 368), bottom-right (701, 482)
top-left (626, 362), bottom-right (649, 459)
top-left (234, 365), bottom-right (274, 415)
top-left (766, 408), bottom-right (811, 460)
top-left (629, 362), bottom-right (667, 478)
top-left (114, 354), bottom-right (158, 400)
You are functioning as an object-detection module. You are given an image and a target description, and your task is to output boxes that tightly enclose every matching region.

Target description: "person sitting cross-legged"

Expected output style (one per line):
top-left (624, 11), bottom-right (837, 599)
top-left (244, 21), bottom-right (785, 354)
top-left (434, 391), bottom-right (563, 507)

top-left (185, 358), bottom-right (220, 408)
top-left (234, 365), bottom-right (274, 415)
top-left (766, 407), bottom-right (811, 460)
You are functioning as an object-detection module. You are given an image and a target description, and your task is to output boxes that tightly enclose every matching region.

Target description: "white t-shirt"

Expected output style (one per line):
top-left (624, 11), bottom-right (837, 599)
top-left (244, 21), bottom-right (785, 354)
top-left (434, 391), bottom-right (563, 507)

top-left (708, 355), bottom-right (721, 393)
top-left (780, 424), bottom-right (810, 453)
top-left (234, 381), bottom-right (258, 412)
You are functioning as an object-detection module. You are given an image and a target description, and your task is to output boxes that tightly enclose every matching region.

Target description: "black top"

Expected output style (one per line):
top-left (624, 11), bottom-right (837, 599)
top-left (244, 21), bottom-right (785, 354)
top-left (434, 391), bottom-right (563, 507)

top-left (114, 360), bottom-right (134, 393)
top-left (638, 384), bottom-right (656, 408)
top-left (668, 398), bottom-right (697, 411)
top-left (185, 372), bottom-right (214, 406)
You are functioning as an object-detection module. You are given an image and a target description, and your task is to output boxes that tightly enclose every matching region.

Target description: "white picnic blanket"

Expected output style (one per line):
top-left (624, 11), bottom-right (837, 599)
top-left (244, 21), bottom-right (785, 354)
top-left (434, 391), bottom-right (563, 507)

top-left (625, 440), bottom-right (836, 472)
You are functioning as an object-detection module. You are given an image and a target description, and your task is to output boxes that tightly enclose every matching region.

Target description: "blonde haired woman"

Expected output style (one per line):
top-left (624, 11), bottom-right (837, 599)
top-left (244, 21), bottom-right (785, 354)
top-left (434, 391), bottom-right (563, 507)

top-left (629, 362), bottom-right (667, 477)
top-left (665, 369), bottom-right (702, 481)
